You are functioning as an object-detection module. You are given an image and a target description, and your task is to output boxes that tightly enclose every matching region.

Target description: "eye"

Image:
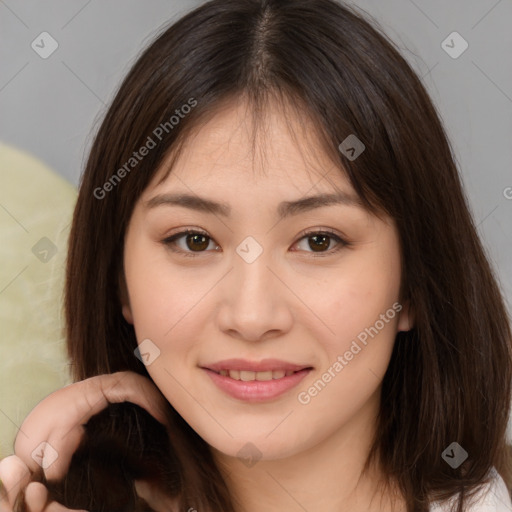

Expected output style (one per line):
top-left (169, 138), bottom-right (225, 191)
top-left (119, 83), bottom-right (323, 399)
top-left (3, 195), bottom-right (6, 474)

top-left (292, 229), bottom-right (349, 256)
top-left (161, 228), bottom-right (349, 258)
top-left (162, 229), bottom-right (219, 257)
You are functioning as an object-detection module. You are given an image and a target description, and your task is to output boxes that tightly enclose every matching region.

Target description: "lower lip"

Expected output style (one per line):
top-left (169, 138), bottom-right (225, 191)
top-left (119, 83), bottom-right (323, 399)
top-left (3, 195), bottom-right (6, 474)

top-left (202, 368), bottom-right (312, 402)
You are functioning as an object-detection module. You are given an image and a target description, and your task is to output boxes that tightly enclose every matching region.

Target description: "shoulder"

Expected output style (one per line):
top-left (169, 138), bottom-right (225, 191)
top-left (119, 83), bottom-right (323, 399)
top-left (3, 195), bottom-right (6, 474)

top-left (430, 467), bottom-right (512, 512)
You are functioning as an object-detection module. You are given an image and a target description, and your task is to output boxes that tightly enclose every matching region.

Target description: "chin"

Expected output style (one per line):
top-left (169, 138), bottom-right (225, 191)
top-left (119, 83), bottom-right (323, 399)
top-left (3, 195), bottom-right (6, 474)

top-left (203, 427), bottom-right (308, 464)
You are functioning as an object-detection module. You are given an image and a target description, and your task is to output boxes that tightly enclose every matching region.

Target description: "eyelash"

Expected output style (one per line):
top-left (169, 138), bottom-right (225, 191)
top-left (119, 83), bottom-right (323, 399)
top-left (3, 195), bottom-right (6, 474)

top-left (161, 228), bottom-right (350, 258)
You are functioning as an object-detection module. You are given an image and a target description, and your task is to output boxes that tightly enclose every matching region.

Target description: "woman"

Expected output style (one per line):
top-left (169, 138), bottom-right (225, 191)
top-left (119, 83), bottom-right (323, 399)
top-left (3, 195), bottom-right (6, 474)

top-left (1, 0), bottom-right (511, 510)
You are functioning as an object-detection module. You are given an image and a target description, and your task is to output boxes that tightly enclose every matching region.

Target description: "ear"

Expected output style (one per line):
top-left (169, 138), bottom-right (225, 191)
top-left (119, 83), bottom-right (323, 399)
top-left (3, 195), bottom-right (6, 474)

top-left (397, 299), bottom-right (414, 332)
top-left (118, 270), bottom-right (134, 325)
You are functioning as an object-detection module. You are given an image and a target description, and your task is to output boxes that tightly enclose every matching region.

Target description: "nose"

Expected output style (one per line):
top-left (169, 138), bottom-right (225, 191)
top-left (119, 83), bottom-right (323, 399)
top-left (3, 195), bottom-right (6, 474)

top-left (216, 247), bottom-right (293, 343)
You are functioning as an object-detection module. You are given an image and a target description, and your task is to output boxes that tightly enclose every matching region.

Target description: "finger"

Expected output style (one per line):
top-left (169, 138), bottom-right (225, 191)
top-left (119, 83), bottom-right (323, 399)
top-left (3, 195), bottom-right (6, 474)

top-left (14, 372), bottom-right (170, 480)
top-left (0, 477), bottom-right (12, 512)
top-left (84, 372), bottom-right (171, 428)
top-left (24, 483), bottom-right (88, 512)
top-left (134, 479), bottom-right (177, 512)
top-left (0, 456), bottom-right (31, 508)
top-left (20, 426), bottom-right (83, 485)
top-left (25, 482), bottom-right (48, 512)
top-left (44, 502), bottom-right (88, 512)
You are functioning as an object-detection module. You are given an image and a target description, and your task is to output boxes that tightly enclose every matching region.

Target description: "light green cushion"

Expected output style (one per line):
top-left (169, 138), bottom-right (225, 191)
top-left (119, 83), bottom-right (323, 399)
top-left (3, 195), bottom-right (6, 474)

top-left (0, 143), bottom-right (76, 458)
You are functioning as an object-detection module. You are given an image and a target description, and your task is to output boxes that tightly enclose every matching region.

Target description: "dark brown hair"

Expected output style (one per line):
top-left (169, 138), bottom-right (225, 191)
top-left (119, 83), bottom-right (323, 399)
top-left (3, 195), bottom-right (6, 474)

top-left (22, 0), bottom-right (512, 510)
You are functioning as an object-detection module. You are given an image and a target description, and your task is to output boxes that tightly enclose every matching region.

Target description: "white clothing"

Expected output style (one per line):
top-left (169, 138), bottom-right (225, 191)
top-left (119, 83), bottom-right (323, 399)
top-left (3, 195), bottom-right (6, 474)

top-left (430, 468), bottom-right (511, 511)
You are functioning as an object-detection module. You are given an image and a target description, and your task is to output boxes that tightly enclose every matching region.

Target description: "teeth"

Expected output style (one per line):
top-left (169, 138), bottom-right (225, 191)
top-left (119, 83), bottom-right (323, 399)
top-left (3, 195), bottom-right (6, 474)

top-left (229, 370), bottom-right (240, 380)
top-left (240, 370), bottom-right (256, 381)
top-left (218, 369), bottom-right (298, 381)
top-left (255, 371), bottom-right (273, 381)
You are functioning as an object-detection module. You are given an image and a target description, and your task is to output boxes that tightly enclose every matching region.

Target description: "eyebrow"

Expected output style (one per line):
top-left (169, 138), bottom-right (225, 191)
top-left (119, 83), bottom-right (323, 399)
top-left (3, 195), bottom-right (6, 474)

top-left (144, 191), bottom-right (363, 219)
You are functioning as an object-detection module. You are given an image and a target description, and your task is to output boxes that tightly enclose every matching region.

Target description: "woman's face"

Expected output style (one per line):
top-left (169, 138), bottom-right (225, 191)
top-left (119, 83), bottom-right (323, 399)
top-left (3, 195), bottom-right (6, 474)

top-left (121, 97), bottom-right (412, 462)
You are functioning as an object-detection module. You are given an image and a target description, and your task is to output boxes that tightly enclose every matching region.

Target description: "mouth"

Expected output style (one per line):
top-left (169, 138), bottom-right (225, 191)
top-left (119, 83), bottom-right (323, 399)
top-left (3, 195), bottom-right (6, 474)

top-left (202, 358), bottom-right (312, 379)
top-left (209, 369), bottom-right (307, 381)
top-left (200, 358), bottom-right (313, 402)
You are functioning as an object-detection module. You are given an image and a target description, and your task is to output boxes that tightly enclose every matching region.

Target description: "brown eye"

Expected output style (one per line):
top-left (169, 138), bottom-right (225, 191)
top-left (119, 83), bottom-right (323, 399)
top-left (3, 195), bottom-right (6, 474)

top-left (293, 230), bottom-right (348, 256)
top-left (185, 233), bottom-right (210, 251)
top-left (162, 229), bottom-right (218, 256)
top-left (307, 234), bottom-right (331, 252)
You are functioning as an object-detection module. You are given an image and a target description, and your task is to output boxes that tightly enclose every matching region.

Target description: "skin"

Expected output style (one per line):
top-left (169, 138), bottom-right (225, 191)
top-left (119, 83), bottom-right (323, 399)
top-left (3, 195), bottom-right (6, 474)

top-left (0, 372), bottom-right (171, 511)
top-left (120, 95), bottom-right (413, 512)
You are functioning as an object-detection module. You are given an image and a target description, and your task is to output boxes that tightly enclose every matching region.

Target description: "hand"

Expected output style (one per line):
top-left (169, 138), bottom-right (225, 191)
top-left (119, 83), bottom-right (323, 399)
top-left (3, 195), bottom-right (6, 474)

top-left (0, 371), bottom-right (171, 511)
top-left (0, 455), bottom-right (86, 511)
top-left (13, 371), bottom-right (171, 482)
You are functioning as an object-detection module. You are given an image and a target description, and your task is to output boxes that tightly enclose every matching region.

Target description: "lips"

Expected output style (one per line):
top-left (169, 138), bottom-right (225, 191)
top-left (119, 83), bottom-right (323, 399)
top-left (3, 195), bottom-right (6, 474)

top-left (202, 363), bottom-right (313, 402)
top-left (201, 359), bottom-right (313, 402)
top-left (201, 358), bottom-right (313, 389)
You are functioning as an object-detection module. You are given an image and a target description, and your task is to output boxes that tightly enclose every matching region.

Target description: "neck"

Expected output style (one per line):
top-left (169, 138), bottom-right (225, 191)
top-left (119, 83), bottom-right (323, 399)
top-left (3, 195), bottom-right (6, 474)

top-left (210, 390), bottom-right (405, 512)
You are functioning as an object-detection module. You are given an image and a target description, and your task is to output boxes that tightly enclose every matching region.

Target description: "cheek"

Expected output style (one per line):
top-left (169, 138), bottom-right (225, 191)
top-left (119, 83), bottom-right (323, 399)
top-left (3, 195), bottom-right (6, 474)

top-left (296, 271), bottom-right (401, 424)
top-left (124, 242), bottom-right (216, 358)
top-left (307, 240), bottom-right (402, 397)
top-left (320, 254), bottom-right (401, 345)
top-left (124, 241), bottom-right (177, 336)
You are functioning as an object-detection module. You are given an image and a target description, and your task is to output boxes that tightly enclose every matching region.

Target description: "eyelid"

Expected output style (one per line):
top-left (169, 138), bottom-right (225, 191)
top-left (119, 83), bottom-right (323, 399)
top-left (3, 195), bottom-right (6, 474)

top-left (162, 228), bottom-right (219, 258)
top-left (292, 227), bottom-right (350, 257)
top-left (161, 226), bottom-right (350, 257)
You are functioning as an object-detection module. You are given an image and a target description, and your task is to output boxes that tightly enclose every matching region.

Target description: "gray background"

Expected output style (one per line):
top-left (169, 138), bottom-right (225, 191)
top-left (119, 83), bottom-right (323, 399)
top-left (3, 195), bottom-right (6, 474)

top-left (0, 2), bottom-right (511, 337)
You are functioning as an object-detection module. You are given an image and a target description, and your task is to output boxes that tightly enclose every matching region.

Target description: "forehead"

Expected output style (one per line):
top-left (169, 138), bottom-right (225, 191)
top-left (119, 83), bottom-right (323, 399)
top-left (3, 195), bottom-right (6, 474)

top-left (144, 95), bottom-right (354, 198)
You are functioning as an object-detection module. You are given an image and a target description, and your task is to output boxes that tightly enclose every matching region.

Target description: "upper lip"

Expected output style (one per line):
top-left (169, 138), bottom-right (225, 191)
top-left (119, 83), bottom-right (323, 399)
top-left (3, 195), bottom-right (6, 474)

top-left (202, 358), bottom-right (312, 373)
